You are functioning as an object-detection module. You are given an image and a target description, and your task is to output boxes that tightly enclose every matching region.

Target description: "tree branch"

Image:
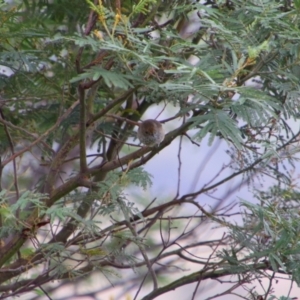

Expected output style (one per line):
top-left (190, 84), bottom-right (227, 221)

top-left (141, 262), bottom-right (269, 300)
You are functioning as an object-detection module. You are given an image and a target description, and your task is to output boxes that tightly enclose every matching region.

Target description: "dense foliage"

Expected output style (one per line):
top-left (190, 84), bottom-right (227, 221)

top-left (1, 0), bottom-right (300, 299)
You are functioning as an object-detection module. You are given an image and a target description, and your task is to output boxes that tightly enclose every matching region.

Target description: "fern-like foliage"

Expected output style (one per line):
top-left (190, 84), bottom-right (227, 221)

top-left (1, 0), bottom-right (300, 299)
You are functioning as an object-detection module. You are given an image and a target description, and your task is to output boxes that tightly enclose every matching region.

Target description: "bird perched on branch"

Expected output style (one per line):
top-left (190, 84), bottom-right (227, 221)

top-left (137, 119), bottom-right (164, 146)
top-left (106, 114), bottom-right (165, 146)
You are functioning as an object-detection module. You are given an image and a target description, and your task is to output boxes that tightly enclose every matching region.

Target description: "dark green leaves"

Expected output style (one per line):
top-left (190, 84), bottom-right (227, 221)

top-left (190, 108), bottom-right (243, 147)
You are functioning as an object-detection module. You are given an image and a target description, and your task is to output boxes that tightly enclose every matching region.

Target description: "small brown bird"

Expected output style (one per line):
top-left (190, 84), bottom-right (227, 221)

top-left (137, 119), bottom-right (165, 146)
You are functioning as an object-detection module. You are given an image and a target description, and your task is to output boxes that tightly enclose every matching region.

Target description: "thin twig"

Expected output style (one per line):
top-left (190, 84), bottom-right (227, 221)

top-left (176, 131), bottom-right (183, 197)
top-left (182, 132), bottom-right (200, 146)
top-left (0, 109), bottom-right (20, 209)
top-left (106, 113), bottom-right (140, 126)
top-left (117, 199), bottom-right (158, 292)
top-left (88, 88), bottom-right (137, 125)
top-left (264, 271), bottom-right (275, 300)
top-left (191, 233), bottom-right (226, 300)
top-left (1, 100), bottom-right (79, 167)
top-left (182, 129), bottom-right (300, 201)
top-left (78, 84), bottom-right (87, 172)
top-left (37, 285), bottom-right (52, 300)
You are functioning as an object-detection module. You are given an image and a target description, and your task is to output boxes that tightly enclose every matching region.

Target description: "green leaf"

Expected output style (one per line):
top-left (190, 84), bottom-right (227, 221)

top-left (190, 109), bottom-right (243, 148)
top-left (70, 67), bottom-right (134, 89)
top-left (126, 168), bottom-right (153, 190)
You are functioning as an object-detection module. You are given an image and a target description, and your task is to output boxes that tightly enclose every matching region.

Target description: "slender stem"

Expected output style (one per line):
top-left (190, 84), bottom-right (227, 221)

top-left (0, 109), bottom-right (20, 209)
top-left (118, 199), bottom-right (158, 291)
top-left (1, 101), bottom-right (79, 167)
top-left (78, 84), bottom-right (87, 173)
